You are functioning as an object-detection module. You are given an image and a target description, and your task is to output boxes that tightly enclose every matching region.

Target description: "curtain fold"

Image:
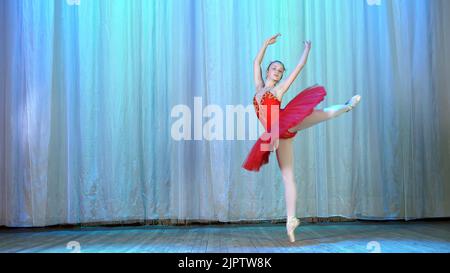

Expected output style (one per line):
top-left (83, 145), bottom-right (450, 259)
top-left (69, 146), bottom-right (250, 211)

top-left (1, 0), bottom-right (449, 227)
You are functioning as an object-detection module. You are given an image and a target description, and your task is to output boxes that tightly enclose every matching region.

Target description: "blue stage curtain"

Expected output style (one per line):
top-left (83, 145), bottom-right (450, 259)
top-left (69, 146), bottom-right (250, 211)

top-left (1, 0), bottom-right (449, 227)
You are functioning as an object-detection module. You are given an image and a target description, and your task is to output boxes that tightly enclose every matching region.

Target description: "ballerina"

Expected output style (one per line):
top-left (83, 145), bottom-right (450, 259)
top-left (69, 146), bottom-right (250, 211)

top-left (242, 33), bottom-right (361, 242)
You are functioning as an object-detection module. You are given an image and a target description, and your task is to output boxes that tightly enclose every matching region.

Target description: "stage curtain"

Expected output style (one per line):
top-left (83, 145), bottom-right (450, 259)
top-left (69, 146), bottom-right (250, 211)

top-left (1, 0), bottom-right (449, 227)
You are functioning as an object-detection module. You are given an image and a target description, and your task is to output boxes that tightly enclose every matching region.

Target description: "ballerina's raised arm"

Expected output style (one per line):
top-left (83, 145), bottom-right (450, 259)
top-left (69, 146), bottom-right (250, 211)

top-left (253, 33), bottom-right (281, 91)
top-left (276, 40), bottom-right (312, 97)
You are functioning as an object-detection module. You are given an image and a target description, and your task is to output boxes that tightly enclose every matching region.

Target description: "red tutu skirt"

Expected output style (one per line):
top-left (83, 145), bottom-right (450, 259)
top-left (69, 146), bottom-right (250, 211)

top-left (242, 85), bottom-right (327, 172)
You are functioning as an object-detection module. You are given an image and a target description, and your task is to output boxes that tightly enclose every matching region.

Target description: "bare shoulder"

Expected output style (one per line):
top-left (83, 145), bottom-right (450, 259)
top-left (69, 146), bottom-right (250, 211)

top-left (255, 84), bottom-right (266, 92)
top-left (254, 86), bottom-right (265, 96)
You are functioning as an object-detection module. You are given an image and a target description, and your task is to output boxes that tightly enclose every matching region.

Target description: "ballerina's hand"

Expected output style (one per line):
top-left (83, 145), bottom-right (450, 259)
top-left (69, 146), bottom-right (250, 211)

top-left (303, 40), bottom-right (312, 49)
top-left (265, 33), bottom-right (281, 46)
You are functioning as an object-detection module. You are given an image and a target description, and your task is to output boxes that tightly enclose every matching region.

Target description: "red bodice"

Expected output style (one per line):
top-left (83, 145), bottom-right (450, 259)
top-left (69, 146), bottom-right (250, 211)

top-left (253, 91), bottom-right (281, 132)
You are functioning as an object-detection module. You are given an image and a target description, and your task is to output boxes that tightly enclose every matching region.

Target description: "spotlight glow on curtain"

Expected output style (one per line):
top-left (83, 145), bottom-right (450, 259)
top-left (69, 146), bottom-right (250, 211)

top-left (1, 0), bottom-right (450, 227)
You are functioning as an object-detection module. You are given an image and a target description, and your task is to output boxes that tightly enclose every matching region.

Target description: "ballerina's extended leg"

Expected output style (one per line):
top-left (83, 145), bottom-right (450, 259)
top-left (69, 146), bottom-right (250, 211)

top-left (288, 94), bottom-right (361, 132)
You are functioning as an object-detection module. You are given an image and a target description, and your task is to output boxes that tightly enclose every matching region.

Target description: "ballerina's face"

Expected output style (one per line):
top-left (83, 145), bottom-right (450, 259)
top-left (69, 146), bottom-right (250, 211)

top-left (266, 62), bottom-right (285, 83)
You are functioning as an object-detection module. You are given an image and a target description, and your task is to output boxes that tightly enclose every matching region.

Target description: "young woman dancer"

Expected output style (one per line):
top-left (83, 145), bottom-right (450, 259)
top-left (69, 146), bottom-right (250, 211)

top-left (242, 33), bottom-right (361, 242)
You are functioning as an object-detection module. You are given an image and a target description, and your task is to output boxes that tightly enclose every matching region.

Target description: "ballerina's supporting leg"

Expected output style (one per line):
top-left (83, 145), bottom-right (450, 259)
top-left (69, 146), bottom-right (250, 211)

top-left (277, 105), bottom-right (349, 205)
top-left (276, 106), bottom-right (348, 242)
top-left (276, 138), bottom-right (300, 242)
top-left (276, 138), bottom-right (296, 219)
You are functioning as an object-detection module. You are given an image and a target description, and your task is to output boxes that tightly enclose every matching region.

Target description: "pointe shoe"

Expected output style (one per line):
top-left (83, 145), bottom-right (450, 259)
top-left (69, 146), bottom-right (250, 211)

top-left (345, 95), bottom-right (361, 112)
top-left (286, 217), bottom-right (300, 243)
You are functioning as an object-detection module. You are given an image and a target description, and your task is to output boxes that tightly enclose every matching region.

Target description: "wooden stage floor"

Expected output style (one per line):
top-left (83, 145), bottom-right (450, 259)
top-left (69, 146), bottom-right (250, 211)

top-left (1, 220), bottom-right (449, 253)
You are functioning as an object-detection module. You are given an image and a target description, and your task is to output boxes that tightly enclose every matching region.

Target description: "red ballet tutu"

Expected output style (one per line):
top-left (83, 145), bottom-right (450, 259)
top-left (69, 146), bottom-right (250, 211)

top-left (242, 85), bottom-right (327, 172)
